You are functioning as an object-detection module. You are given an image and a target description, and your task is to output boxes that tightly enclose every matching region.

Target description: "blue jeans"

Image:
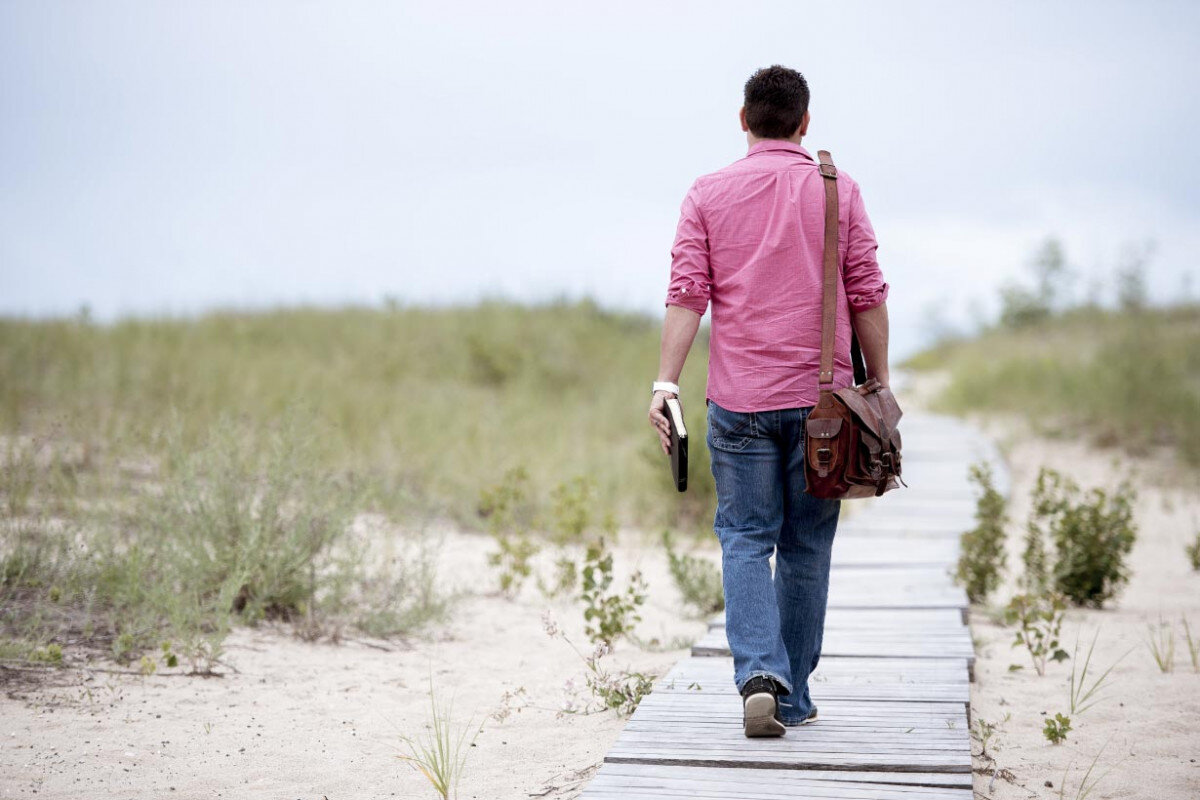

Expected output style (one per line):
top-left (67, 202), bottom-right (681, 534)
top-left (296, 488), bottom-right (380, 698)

top-left (706, 398), bottom-right (841, 724)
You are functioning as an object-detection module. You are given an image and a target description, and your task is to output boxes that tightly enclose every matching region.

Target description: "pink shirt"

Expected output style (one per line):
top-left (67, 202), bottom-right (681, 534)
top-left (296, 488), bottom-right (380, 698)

top-left (665, 140), bottom-right (889, 412)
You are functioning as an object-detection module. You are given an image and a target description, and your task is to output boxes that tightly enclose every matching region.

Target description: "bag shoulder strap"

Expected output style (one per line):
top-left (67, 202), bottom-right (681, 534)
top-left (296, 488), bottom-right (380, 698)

top-left (816, 149), bottom-right (868, 390)
top-left (817, 150), bottom-right (839, 390)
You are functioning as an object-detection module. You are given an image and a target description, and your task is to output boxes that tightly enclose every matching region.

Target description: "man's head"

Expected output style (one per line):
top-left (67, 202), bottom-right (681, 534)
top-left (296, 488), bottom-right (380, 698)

top-left (741, 65), bottom-right (810, 141)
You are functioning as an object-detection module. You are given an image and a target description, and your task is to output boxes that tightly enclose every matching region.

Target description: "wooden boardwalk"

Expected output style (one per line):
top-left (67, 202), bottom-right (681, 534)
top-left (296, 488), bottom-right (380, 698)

top-left (580, 411), bottom-right (1006, 799)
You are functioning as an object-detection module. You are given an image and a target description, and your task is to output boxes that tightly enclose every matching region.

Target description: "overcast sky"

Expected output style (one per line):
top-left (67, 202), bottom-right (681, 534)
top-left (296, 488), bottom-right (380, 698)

top-left (2, 1), bottom-right (1198, 357)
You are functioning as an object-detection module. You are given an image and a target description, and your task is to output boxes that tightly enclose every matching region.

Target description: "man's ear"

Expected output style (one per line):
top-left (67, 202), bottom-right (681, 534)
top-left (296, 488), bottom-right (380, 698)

top-left (739, 106), bottom-right (749, 133)
top-left (797, 110), bottom-right (811, 137)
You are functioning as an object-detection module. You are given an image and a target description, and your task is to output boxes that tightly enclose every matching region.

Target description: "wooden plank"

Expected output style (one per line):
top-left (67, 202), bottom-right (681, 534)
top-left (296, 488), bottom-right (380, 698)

top-left (605, 692), bottom-right (970, 774)
top-left (691, 629), bottom-right (975, 668)
top-left (583, 763), bottom-right (973, 796)
top-left (835, 518), bottom-right (973, 537)
top-left (709, 608), bottom-right (965, 630)
top-left (830, 536), bottom-right (960, 568)
top-left (669, 655), bottom-right (971, 680)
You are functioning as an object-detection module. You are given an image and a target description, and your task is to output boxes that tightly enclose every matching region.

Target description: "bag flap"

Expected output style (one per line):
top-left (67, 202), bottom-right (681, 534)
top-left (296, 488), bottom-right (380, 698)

top-left (875, 387), bottom-right (903, 430)
top-left (834, 384), bottom-right (904, 442)
top-left (805, 416), bottom-right (842, 439)
top-left (834, 387), bottom-right (882, 434)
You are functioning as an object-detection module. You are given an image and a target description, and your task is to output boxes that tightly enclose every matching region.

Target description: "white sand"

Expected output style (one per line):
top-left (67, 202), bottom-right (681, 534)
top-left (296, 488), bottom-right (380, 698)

top-left (0, 526), bottom-right (708, 799)
top-left (3, 387), bottom-right (1198, 799)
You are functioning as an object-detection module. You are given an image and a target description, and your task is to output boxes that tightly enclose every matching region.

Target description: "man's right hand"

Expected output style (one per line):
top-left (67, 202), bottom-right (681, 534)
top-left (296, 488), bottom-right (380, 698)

top-left (648, 390), bottom-right (677, 455)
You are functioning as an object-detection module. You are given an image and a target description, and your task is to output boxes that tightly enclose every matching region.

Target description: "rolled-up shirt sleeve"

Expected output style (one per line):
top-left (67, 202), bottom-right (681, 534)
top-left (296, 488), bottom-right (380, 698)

top-left (664, 181), bottom-right (711, 315)
top-left (843, 180), bottom-right (889, 312)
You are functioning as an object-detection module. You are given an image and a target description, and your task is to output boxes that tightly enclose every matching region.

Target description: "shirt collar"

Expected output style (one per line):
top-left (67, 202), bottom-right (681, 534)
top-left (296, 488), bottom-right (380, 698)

top-left (746, 139), bottom-right (814, 161)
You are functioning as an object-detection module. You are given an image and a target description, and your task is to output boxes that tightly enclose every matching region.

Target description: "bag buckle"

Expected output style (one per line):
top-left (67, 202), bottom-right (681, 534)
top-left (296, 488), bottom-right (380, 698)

top-left (818, 163), bottom-right (837, 179)
top-left (816, 446), bottom-right (832, 478)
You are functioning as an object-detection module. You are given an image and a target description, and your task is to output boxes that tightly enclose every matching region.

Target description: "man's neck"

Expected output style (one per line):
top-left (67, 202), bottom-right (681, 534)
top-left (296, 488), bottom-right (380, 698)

top-left (747, 133), bottom-right (803, 147)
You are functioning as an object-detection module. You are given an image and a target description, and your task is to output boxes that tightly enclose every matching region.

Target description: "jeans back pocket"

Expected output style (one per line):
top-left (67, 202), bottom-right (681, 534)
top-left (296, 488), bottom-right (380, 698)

top-left (707, 401), bottom-right (756, 452)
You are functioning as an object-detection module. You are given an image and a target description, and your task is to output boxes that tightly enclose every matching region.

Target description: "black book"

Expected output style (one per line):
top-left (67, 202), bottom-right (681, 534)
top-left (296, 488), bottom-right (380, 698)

top-left (664, 397), bottom-right (688, 492)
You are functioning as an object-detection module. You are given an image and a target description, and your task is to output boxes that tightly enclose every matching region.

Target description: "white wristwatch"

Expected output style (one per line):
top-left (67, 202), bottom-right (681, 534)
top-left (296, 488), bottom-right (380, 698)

top-left (652, 380), bottom-right (680, 396)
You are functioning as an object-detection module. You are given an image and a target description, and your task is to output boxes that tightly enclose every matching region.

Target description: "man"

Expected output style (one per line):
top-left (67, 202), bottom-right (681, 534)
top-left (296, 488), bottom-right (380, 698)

top-left (647, 65), bottom-right (890, 738)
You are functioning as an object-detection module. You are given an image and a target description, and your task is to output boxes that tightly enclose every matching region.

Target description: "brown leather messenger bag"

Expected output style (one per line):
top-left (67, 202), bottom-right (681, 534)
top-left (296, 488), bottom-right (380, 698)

top-left (802, 150), bottom-right (906, 499)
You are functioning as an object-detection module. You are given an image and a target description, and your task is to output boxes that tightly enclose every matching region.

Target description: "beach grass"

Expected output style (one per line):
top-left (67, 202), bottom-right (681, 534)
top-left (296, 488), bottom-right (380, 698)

top-left (903, 304), bottom-right (1200, 467)
top-left (0, 298), bottom-right (715, 532)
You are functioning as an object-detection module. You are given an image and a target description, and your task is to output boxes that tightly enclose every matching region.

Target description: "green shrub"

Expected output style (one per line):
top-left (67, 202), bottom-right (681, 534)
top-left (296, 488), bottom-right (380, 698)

top-left (536, 476), bottom-right (600, 598)
top-left (29, 643), bottom-right (63, 664)
top-left (1020, 470), bottom-right (1053, 595)
top-left (1, 409), bottom-right (451, 671)
top-left (1186, 530), bottom-right (1200, 571)
top-left (143, 410), bottom-right (365, 632)
top-left (580, 537), bottom-right (646, 648)
top-left (1027, 467), bottom-right (1137, 608)
top-left (661, 530), bottom-right (724, 616)
top-left (547, 476), bottom-right (594, 546)
top-left (542, 611), bottom-right (656, 716)
top-left (479, 466), bottom-right (540, 597)
top-left (955, 461), bottom-right (1008, 603)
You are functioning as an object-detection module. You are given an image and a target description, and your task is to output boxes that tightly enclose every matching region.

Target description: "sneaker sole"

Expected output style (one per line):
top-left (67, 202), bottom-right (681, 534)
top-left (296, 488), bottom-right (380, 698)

top-left (743, 692), bottom-right (785, 738)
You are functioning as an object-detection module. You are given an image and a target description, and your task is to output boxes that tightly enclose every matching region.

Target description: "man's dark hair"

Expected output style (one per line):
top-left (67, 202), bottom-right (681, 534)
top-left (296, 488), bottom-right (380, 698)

top-left (743, 65), bottom-right (809, 139)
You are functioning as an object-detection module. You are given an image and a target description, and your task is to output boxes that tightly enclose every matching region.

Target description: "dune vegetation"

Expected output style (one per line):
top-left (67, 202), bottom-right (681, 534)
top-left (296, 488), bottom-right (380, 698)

top-left (0, 298), bottom-right (715, 671)
top-left (904, 238), bottom-right (1200, 469)
top-left (904, 303), bottom-right (1200, 467)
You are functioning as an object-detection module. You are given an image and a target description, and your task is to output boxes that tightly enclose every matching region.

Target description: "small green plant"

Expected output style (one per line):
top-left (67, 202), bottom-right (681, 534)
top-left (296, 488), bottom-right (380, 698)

top-left (535, 480), bottom-right (610, 599)
top-left (489, 686), bottom-right (529, 724)
top-left (1181, 616), bottom-right (1200, 673)
top-left (488, 535), bottom-right (539, 598)
top-left (1186, 529), bottom-right (1200, 571)
top-left (1067, 628), bottom-right (1130, 716)
top-left (537, 555), bottom-right (578, 599)
top-left (956, 461), bottom-right (1008, 603)
top-left (971, 715), bottom-right (1000, 759)
top-left (547, 476), bottom-right (595, 546)
top-left (1146, 615), bottom-right (1175, 673)
top-left (535, 477), bottom-right (602, 598)
top-left (1026, 466), bottom-right (1137, 608)
top-left (1043, 711), bottom-right (1072, 744)
top-left (396, 677), bottom-right (483, 800)
top-left (29, 643), bottom-right (63, 664)
top-left (1020, 472), bottom-right (1052, 595)
top-left (1003, 591), bottom-right (1070, 676)
top-left (543, 611), bottom-right (655, 716)
top-left (112, 631), bottom-right (136, 663)
top-left (479, 466), bottom-right (540, 597)
top-left (661, 530), bottom-right (724, 617)
top-left (580, 537), bottom-right (646, 648)
top-left (1, 438), bottom-right (38, 518)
